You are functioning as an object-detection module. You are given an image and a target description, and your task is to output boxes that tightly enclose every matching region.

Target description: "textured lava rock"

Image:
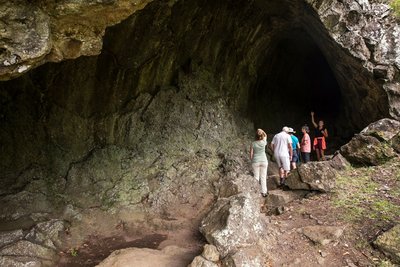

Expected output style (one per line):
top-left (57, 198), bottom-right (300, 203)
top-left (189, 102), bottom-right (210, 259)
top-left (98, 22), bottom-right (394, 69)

top-left (286, 162), bottom-right (337, 192)
top-left (0, 256), bottom-right (44, 267)
top-left (200, 193), bottom-right (266, 257)
top-left (0, 0), bottom-right (153, 80)
top-left (360, 118), bottom-right (400, 141)
top-left (0, 230), bottom-right (24, 248)
top-left (25, 220), bottom-right (65, 250)
top-left (328, 152), bottom-right (350, 171)
top-left (391, 133), bottom-right (400, 153)
top-left (222, 246), bottom-right (267, 267)
top-left (341, 134), bottom-right (396, 166)
top-left (341, 118), bottom-right (400, 165)
top-left (265, 190), bottom-right (308, 210)
top-left (201, 244), bottom-right (220, 262)
top-left (299, 225), bottom-right (344, 246)
top-left (188, 256), bottom-right (219, 267)
top-left (306, 0), bottom-right (400, 120)
top-left (0, 1), bottom-right (51, 79)
top-left (0, 240), bottom-right (57, 261)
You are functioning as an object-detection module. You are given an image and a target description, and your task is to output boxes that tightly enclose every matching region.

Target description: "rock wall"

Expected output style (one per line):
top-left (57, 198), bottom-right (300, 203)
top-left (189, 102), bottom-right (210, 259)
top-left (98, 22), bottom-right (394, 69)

top-left (0, 0), bottom-right (153, 80)
top-left (305, 0), bottom-right (400, 127)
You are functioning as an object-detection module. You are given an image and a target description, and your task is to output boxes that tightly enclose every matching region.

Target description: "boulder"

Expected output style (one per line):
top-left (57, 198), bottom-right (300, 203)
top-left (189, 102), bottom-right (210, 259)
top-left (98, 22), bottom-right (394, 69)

top-left (391, 133), bottom-right (400, 153)
top-left (25, 220), bottom-right (65, 249)
top-left (200, 193), bottom-right (266, 257)
top-left (360, 119), bottom-right (400, 142)
top-left (201, 244), bottom-right (220, 262)
top-left (265, 190), bottom-right (308, 209)
top-left (267, 176), bottom-right (280, 191)
top-left (0, 256), bottom-right (43, 267)
top-left (217, 173), bottom-right (260, 199)
top-left (328, 152), bottom-right (350, 170)
top-left (0, 230), bottom-right (24, 248)
top-left (340, 134), bottom-right (396, 166)
top-left (299, 225), bottom-right (344, 246)
top-left (286, 162), bottom-right (336, 192)
top-left (374, 224), bottom-right (400, 264)
top-left (0, 240), bottom-right (57, 265)
top-left (222, 246), bottom-right (267, 267)
top-left (188, 256), bottom-right (219, 267)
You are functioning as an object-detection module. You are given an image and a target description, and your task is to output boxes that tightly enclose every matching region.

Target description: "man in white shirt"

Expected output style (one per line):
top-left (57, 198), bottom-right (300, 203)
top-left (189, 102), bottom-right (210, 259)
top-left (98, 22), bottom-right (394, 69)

top-left (271, 126), bottom-right (293, 186)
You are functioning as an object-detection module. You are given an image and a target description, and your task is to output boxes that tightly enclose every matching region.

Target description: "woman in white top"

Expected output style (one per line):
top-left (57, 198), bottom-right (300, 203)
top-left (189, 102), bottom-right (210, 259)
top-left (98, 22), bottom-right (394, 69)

top-left (249, 129), bottom-right (268, 197)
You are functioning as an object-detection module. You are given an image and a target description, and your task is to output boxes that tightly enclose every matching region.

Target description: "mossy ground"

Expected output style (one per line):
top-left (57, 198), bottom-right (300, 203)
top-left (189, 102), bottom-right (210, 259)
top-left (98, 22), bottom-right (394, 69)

top-left (333, 158), bottom-right (400, 241)
top-left (391, 0), bottom-right (400, 17)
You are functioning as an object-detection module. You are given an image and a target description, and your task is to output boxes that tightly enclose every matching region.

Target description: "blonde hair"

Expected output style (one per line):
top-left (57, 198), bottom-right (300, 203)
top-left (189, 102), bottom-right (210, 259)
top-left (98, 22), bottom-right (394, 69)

top-left (256, 129), bottom-right (265, 140)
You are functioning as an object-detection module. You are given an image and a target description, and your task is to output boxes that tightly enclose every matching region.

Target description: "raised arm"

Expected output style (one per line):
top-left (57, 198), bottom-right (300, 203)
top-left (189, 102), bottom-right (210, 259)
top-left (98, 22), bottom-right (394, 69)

top-left (311, 111), bottom-right (318, 128)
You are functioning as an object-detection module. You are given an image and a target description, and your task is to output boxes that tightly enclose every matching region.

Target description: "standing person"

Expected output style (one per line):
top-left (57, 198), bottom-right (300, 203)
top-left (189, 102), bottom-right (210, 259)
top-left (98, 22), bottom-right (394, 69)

top-left (288, 128), bottom-right (300, 169)
top-left (249, 129), bottom-right (268, 197)
top-left (311, 111), bottom-right (328, 161)
top-left (271, 127), bottom-right (293, 186)
top-left (300, 125), bottom-right (311, 163)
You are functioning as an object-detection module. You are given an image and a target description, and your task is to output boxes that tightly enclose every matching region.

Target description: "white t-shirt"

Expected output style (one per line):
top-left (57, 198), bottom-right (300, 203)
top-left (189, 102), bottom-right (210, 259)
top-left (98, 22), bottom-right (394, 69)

top-left (271, 131), bottom-right (292, 157)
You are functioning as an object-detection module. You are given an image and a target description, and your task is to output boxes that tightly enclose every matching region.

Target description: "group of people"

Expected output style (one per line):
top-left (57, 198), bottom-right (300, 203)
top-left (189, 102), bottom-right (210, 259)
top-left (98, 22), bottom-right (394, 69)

top-left (249, 112), bottom-right (328, 197)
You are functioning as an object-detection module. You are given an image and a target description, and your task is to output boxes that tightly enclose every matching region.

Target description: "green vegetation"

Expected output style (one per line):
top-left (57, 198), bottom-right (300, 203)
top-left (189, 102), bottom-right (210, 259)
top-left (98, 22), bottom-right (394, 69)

top-left (377, 259), bottom-right (397, 267)
top-left (69, 247), bottom-right (78, 257)
top-left (333, 160), bottom-right (400, 224)
top-left (391, 0), bottom-right (400, 18)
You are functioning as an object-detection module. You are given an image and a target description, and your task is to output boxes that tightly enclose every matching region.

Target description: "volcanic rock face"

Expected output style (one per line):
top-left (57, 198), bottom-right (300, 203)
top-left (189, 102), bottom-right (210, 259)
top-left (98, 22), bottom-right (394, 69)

top-left (306, 0), bottom-right (400, 120)
top-left (0, 0), bottom-right (153, 80)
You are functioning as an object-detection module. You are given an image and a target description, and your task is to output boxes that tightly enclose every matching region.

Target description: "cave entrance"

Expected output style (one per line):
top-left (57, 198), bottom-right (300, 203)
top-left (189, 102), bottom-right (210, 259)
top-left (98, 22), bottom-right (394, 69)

top-left (251, 29), bottom-right (345, 154)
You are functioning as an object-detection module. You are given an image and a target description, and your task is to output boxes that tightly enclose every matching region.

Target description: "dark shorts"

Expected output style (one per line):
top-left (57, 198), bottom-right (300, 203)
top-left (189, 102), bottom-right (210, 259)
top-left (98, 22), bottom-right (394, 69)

top-left (301, 152), bottom-right (311, 163)
top-left (292, 150), bottom-right (299, 163)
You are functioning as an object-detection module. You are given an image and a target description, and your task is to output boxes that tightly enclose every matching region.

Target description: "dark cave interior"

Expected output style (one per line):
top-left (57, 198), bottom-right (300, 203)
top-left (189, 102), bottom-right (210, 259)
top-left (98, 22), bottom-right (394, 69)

top-left (251, 29), bottom-right (346, 152)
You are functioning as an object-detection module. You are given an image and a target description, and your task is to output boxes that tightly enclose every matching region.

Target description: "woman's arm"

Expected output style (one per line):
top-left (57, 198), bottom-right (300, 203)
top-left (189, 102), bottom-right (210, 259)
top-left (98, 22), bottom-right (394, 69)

top-left (323, 129), bottom-right (328, 138)
top-left (249, 145), bottom-right (254, 160)
top-left (311, 111), bottom-right (318, 128)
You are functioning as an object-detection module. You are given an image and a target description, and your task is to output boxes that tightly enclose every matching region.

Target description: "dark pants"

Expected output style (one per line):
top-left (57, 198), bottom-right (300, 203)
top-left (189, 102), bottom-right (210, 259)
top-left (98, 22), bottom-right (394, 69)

top-left (301, 152), bottom-right (311, 163)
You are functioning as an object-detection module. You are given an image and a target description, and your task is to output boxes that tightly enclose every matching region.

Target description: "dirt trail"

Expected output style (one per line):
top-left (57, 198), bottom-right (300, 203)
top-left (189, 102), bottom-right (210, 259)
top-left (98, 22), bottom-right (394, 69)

top-left (261, 190), bottom-right (393, 267)
top-left (56, 206), bottom-right (207, 267)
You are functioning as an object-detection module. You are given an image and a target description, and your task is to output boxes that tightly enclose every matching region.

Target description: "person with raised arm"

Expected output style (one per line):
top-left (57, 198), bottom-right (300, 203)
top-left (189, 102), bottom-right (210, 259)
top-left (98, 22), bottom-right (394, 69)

top-left (311, 111), bottom-right (328, 161)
